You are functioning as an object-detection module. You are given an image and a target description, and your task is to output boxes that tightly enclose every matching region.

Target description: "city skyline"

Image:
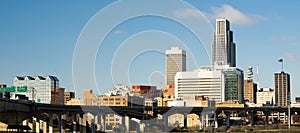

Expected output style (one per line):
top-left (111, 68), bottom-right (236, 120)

top-left (1, 1), bottom-right (300, 100)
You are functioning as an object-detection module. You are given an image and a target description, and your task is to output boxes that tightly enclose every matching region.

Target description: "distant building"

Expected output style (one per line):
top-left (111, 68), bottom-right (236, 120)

top-left (66, 98), bottom-right (83, 105)
top-left (64, 91), bottom-right (75, 104)
top-left (51, 88), bottom-right (64, 105)
top-left (256, 88), bottom-right (275, 107)
top-left (105, 85), bottom-right (131, 96)
top-left (175, 68), bottom-right (226, 104)
top-left (168, 95), bottom-right (215, 107)
top-left (83, 90), bottom-right (98, 106)
top-left (131, 85), bottom-right (158, 98)
top-left (99, 95), bottom-right (128, 106)
top-left (157, 85), bottom-right (175, 107)
top-left (214, 66), bottom-right (244, 103)
top-left (166, 47), bottom-right (186, 85)
top-left (212, 18), bottom-right (236, 67)
top-left (244, 66), bottom-right (257, 103)
top-left (244, 80), bottom-right (257, 103)
top-left (274, 72), bottom-right (290, 107)
top-left (13, 76), bottom-right (59, 104)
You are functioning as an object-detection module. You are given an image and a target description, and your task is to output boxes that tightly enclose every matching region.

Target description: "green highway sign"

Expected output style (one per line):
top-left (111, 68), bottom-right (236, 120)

top-left (17, 86), bottom-right (27, 92)
top-left (1, 86), bottom-right (28, 92)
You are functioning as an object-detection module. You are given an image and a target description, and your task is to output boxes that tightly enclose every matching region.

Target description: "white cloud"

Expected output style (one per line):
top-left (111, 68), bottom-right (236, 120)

top-left (173, 4), bottom-right (266, 25)
top-left (283, 52), bottom-right (300, 62)
top-left (208, 4), bottom-right (266, 25)
top-left (114, 30), bottom-right (124, 35)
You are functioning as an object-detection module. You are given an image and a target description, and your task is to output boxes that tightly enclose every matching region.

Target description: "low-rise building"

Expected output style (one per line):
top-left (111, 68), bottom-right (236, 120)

top-left (51, 88), bottom-right (64, 105)
top-left (66, 98), bottom-right (83, 105)
top-left (175, 68), bottom-right (226, 104)
top-left (256, 88), bottom-right (275, 107)
top-left (64, 91), bottom-right (75, 104)
top-left (157, 85), bottom-right (176, 107)
top-left (167, 95), bottom-right (215, 107)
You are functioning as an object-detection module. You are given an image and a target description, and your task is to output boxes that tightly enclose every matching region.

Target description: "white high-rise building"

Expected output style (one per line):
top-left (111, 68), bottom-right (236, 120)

top-left (256, 88), bottom-right (275, 107)
top-left (175, 68), bottom-right (226, 104)
top-left (166, 47), bottom-right (186, 85)
top-left (13, 76), bottom-right (59, 104)
top-left (212, 18), bottom-right (236, 67)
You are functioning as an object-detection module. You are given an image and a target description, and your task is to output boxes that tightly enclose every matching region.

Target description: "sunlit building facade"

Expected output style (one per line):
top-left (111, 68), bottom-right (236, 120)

top-left (13, 76), bottom-right (59, 104)
top-left (166, 47), bottom-right (186, 85)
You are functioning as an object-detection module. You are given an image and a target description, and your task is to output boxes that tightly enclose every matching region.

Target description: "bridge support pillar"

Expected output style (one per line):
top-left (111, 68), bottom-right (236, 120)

top-left (33, 117), bottom-right (40, 133)
top-left (95, 114), bottom-right (100, 131)
top-left (91, 115), bottom-right (96, 133)
top-left (183, 113), bottom-right (187, 130)
top-left (101, 114), bottom-right (106, 132)
top-left (125, 115), bottom-right (130, 133)
top-left (79, 114), bottom-right (87, 133)
top-left (201, 114), bottom-right (204, 130)
top-left (72, 114), bottom-right (77, 133)
top-left (225, 112), bottom-right (230, 127)
top-left (41, 119), bottom-right (47, 133)
top-left (28, 118), bottom-right (33, 132)
top-left (48, 113), bottom-right (53, 133)
top-left (22, 119), bottom-right (28, 132)
top-left (214, 112), bottom-right (218, 129)
top-left (58, 114), bottom-right (66, 133)
top-left (140, 123), bottom-right (145, 133)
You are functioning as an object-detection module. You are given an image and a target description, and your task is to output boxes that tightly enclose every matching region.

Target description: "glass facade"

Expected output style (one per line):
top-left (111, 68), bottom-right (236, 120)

top-left (223, 69), bottom-right (244, 103)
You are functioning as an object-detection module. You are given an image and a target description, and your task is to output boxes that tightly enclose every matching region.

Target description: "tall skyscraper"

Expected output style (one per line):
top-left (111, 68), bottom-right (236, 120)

top-left (212, 18), bottom-right (236, 67)
top-left (166, 47), bottom-right (186, 85)
top-left (274, 72), bottom-right (290, 107)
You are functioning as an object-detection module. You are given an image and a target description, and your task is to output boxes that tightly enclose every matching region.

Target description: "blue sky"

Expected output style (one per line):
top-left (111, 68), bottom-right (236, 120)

top-left (1, 1), bottom-right (300, 100)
